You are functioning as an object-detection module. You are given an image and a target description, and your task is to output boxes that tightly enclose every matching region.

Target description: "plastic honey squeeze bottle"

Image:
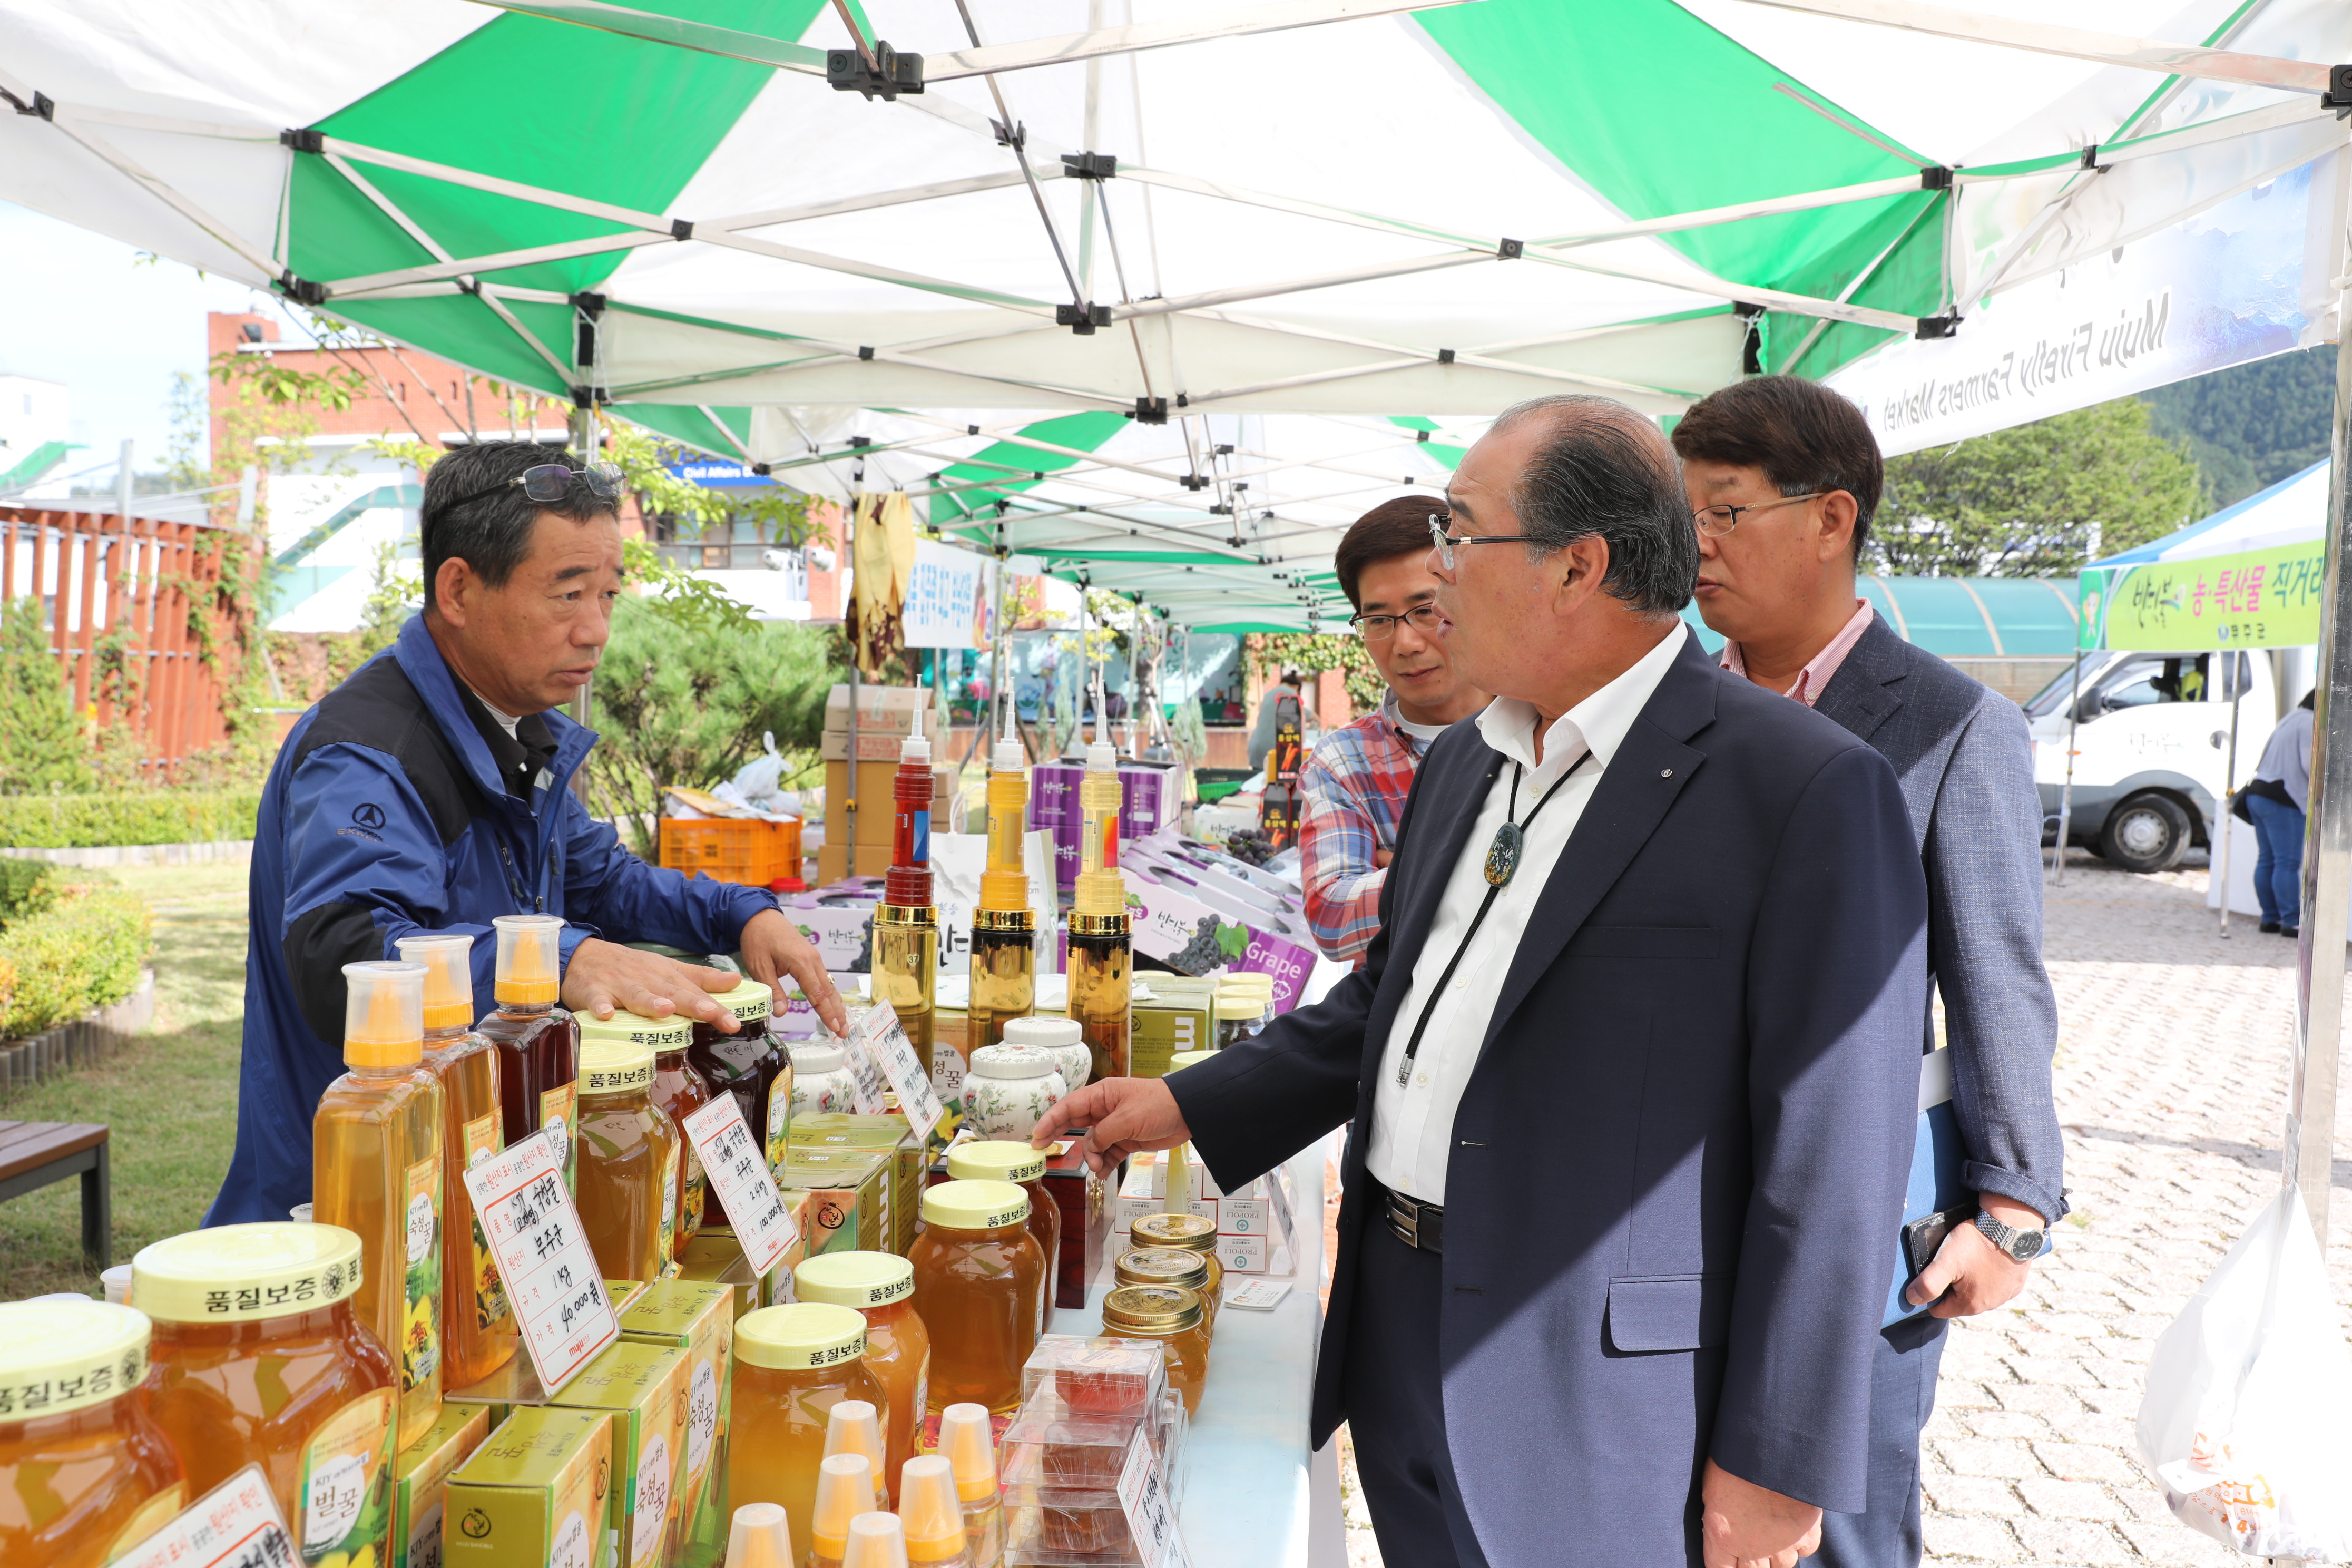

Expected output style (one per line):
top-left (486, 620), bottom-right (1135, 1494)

top-left (806, 1452), bottom-right (876, 1568)
top-left (1066, 739), bottom-right (1133, 1083)
top-left (822, 1398), bottom-right (891, 1512)
top-left (874, 718), bottom-right (942, 1095)
top-left (899, 1455), bottom-right (976, 1567)
top-left (937, 1403), bottom-right (1004, 1568)
top-left (478, 913), bottom-right (581, 1191)
top-left (968, 723), bottom-right (1036, 1050)
top-left (723, 1501), bottom-right (795, 1568)
top-left (311, 958), bottom-right (446, 1451)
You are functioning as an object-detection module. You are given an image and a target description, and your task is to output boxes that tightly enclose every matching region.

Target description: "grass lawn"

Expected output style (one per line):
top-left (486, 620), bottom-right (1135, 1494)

top-left (0, 861), bottom-right (250, 1300)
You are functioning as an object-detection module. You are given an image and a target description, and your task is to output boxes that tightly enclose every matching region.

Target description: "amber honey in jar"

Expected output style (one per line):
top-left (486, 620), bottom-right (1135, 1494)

top-left (310, 958), bottom-right (445, 1449)
top-left (1114, 1247), bottom-right (1217, 1343)
top-left (0, 1300), bottom-right (187, 1567)
top-left (793, 1251), bottom-right (930, 1506)
top-left (727, 1303), bottom-right (883, 1567)
top-left (907, 1180), bottom-right (1046, 1415)
top-left (1099, 1285), bottom-right (1209, 1416)
top-left (134, 1223), bottom-right (400, 1561)
top-left (650, 1029), bottom-right (713, 1260)
top-left (574, 1015), bottom-right (687, 1284)
top-left (397, 932), bottom-right (519, 1393)
top-left (1129, 1212), bottom-right (1221, 1327)
top-left (945, 1141), bottom-right (1061, 1335)
top-left (687, 977), bottom-right (789, 1227)
top-left (478, 913), bottom-right (582, 1190)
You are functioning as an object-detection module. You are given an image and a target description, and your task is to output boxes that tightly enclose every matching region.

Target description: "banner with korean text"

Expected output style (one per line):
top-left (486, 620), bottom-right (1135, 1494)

top-left (2080, 539), bottom-right (2328, 652)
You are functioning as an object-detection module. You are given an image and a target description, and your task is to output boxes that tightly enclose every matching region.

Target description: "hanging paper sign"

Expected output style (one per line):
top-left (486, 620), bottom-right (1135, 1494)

top-left (1115, 1423), bottom-right (1193, 1568)
top-left (682, 1094), bottom-right (801, 1277)
top-left (115, 1463), bottom-right (292, 1568)
top-left (849, 1000), bottom-right (945, 1143)
top-left (461, 1128), bottom-right (619, 1393)
top-left (902, 540), bottom-right (996, 649)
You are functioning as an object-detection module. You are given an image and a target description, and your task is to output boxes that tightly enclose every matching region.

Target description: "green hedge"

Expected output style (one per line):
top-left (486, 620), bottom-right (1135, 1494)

top-left (0, 859), bottom-right (58, 924)
top-left (0, 790), bottom-right (261, 849)
top-left (0, 883), bottom-right (154, 1036)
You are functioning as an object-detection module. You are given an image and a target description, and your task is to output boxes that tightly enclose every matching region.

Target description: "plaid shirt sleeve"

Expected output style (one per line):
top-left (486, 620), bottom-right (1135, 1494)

top-left (1299, 711), bottom-right (1424, 965)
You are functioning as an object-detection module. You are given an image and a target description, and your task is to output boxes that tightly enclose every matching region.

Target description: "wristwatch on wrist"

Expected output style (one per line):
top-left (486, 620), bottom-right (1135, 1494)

top-left (1975, 1210), bottom-right (2046, 1262)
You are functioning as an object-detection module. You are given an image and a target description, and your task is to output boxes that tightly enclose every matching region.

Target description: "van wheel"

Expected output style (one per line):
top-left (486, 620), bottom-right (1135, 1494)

top-left (2100, 792), bottom-right (2190, 873)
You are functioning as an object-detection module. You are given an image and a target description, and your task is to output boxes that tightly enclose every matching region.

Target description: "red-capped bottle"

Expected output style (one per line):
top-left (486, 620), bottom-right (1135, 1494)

top-left (886, 726), bottom-right (935, 907)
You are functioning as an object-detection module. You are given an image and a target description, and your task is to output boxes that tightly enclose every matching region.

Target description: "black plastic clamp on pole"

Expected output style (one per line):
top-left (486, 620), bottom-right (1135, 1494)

top-left (827, 42), bottom-right (925, 100)
top-left (1919, 165), bottom-right (1954, 191)
top-left (2079, 144), bottom-right (2102, 170)
top-left (1062, 152), bottom-right (1118, 180)
top-left (1175, 393), bottom-right (1190, 408)
top-left (1181, 474), bottom-right (1208, 491)
top-left (1437, 348), bottom-right (1456, 364)
top-left (571, 292), bottom-right (606, 369)
top-left (280, 127), bottom-right (325, 153)
top-left (1056, 302), bottom-right (1112, 334)
top-left (1496, 238), bottom-right (1524, 259)
top-left (1132, 397), bottom-right (1169, 424)
top-left (848, 436), bottom-right (873, 448)
top-left (569, 385), bottom-right (611, 408)
top-left (671, 219), bottom-right (694, 241)
top-left (1415, 429), bottom-right (1431, 442)
top-left (2, 86), bottom-right (55, 119)
top-left (2325, 65), bottom-right (2352, 119)
top-left (277, 272), bottom-right (327, 306)
top-left (1915, 313), bottom-right (1961, 340)
top-left (752, 463), bottom-right (772, 476)
top-left (857, 346), bottom-right (875, 360)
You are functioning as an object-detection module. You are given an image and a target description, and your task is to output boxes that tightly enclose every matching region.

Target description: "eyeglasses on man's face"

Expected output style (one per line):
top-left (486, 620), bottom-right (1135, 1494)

top-left (1691, 492), bottom-right (1825, 537)
top-left (1427, 512), bottom-right (1541, 573)
top-left (1349, 601), bottom-right (1446, 642)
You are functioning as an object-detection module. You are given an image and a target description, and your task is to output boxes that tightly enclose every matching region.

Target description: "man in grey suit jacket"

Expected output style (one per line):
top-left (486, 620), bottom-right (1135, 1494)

top-left (1675, 375), bottom-right (2066, 1568)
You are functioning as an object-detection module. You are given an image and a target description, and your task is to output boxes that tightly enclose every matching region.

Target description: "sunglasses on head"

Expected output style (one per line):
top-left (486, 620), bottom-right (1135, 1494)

top-left (435, 460), bottom-right (623, 519)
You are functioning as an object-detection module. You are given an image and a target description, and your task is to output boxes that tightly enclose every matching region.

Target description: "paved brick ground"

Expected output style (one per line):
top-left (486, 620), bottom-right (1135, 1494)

top-left (1334, 855), bottom-right (2352, 1566)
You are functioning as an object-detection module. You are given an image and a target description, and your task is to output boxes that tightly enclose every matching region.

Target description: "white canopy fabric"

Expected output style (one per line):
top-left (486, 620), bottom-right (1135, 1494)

top-left (2093, 457), bottom-right (2332, 566)
top-left (4, 0), bottom-right (2346, 625)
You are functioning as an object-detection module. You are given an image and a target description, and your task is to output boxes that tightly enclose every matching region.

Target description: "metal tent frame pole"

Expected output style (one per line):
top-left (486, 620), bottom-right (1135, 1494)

top-left (2217, 650), bottom-right (2246, 938)
top-left (2050, 649), bottom-right (2084, 885)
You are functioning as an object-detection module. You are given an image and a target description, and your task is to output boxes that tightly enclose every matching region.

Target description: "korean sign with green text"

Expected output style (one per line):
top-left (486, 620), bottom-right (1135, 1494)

top-left (2077, 541), bottom-right (2327, 651)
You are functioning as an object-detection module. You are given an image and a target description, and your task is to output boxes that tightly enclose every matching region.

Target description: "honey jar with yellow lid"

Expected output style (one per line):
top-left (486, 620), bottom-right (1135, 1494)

top-left (945, 1139), bottom-right (1061, 1334)
top-left (793, 1251), bottom-right (930, 1507)
top-left (134, 1222), bottom-right (400, 1561)
top-left (908, 1181), bottom-right (1046, 1415)
top-left (574, 1016), bottom-right (688, 1286)
top-left (728, 1304), bottom-right (883, 1566)
top-left (0, 1299), bottom-right (186, 1567)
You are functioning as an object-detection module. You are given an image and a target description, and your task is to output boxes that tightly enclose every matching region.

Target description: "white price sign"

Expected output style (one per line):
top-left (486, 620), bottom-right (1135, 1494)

top-left (1115, 1423), bottom-right (1191, 1568)
top-left (681, 1093), bottom-right (801, 1277)
top-left (848, 1001), bottom-right (945, 1143)
top-left (114, 1463), bottom-right (292, 1568)
top-left (462, 1127), bottom-right (619, 1393)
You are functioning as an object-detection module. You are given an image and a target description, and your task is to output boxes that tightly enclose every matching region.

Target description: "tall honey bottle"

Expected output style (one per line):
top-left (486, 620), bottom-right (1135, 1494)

top-left (875, 724), bottom-right (942, 1095)
top-left (574, 1014), bottom-right (687, 1284)
top-left (396, 932), bottom-right (518, 1390)
top-left (311, 958), bottom-right (446, 1451)
top-left (968, 734), bottom-right (1035, 1050)
top-left (478, 913), bottom-right (581, 1191)
top-left (1067, 740), bottom-right (1133, 1083)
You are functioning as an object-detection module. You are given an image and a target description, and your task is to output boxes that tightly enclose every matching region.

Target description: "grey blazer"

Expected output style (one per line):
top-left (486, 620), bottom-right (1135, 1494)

top-left (1814, 616), bottom-right (2067, 1221)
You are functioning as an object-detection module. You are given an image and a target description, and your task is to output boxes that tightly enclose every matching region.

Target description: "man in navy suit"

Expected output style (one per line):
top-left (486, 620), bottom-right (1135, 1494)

top-left (1675, 376), bottom-right (2063, 1568)
top-left (1036, 395), bottom-right (1929, 1568)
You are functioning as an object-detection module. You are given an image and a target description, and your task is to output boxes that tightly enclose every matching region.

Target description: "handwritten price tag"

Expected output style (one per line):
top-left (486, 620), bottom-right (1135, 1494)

top-left (849, 1001), bottom-right (945, 1144)
top-left (837, 1012), bottom-right (890, 1116)
top-left (1115, 1423), bottom-right (1191, 1568)
top-left (682, 1094), bottom-right (801, 1277)
top-left (114, 1463), bottom-right (292, 1568)
top-left (462, 1127), bottom-right (619, 1394)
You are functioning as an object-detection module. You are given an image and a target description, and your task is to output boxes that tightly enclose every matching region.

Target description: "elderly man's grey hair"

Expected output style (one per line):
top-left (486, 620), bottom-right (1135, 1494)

top-left (1487, 394), bottom-right (1698, 620)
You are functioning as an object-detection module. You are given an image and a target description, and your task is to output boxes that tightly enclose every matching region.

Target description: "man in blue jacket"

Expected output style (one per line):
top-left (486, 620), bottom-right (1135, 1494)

top-left (209, 440), bottom-right (848, 1226)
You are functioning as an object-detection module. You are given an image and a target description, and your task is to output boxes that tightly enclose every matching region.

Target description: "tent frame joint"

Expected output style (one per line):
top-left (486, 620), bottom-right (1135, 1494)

top-left (1062, 151), bottom-right (1118, 180)
top-left (2325, 65), bottom-right (2352, 117)
top-left (827, 41), bottom-right (926, 100)
top-left (1915, 312), bottom-right (1962, 339)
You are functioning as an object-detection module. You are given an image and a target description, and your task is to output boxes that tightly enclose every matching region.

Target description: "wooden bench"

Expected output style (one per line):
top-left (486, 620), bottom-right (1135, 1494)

top-left (0, 1121), bottom-right (112, 1269)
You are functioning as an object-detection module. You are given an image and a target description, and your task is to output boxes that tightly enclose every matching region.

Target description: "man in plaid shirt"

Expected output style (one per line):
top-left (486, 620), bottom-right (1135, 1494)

top-left (1301, 495), bottom-right (1489, 964)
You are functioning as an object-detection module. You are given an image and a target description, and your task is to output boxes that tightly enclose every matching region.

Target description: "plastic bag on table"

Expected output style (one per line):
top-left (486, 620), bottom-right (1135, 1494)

top-left (2135, 1186), bottom-right (2352, 1561)
top-left (721, 731), bottom-right (801, 818)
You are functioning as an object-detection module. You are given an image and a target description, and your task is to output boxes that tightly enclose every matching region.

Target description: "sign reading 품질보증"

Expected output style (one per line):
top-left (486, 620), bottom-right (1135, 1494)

top-left (460, 1127), bottom-right (618, 1394)
top-left (681, 1094), bottom-right (802, 1277)
top-left (846, 1000), bottom-right (945, 1143)
top-left (115, 1463), bottom-right (291, 1568)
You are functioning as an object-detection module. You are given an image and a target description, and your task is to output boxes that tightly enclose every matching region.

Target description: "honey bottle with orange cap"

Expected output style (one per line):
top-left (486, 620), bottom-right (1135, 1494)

top-left (311, 958), bottom-right (446, 1449)
top-left (477, 913), bottom-right (582, 1191)
top-left (396, 931), bottom-right (519, 1390)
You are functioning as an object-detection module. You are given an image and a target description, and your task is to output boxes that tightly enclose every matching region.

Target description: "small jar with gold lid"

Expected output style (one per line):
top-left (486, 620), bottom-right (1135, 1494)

top-left (1128, 1212), bottom-right (1222, 1327)
top-left (1098, 1285), bottom-right (1209, 1416)
top-left (1114, 1247), bottom-right (1217, 1341)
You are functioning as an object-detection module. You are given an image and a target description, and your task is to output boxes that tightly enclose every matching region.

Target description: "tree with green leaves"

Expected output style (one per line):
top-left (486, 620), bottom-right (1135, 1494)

top-left (1871, 398), bottom-right (2202, 577)
top-left (0, 597), bottom-right (92, 795)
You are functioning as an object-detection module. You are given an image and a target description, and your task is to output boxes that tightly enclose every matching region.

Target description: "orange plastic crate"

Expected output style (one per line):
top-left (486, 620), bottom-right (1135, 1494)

top-left (658, 816), bottom-right (802, 886)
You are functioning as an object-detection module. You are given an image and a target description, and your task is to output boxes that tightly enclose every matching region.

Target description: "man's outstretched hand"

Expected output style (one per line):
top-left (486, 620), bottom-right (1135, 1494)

top-left (1029, 1077), bottom-right (1191, 1174)
top-left (1701, 1460), bottom-right (1822, 1568)
top-left (739, 907), bottom-right (850, 1036)
top-left (564, 938), bottom-right (742, 1028)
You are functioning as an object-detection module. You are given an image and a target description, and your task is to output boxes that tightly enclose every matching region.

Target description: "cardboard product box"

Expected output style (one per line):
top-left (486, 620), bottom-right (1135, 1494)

top-left (779, 1146), bottom-right (892, 1255)
top-left (1111, 1153), bottom-right (1298, 1278)
top-left (1118, 763), bottom-right (1175, 838)
top-left (790, 1114), bottom-right (924, 1256)
top-left (551, 1341), bottom-right (692, 1568)
top-left (820, 728), bottom-right (917, 762)
top-left (446, 1406), bottom-right (613, 1568)
top-left (674, 1232), bottom-right (762, 1320)
top-left (1121, 864), bottom-right (1317, 1003)
top-left (394, 1400), bottom-right (492, 1568)
top-left (1028, 763), bottom-right (1077, 834)
top-left (779, 901), bottom-right (876, 972)
top-left (821, 760), bottom-right (957, 842)
top-left (816, 844), bottom-right (893, 884)
top-left (1129, 998), bottom-right (1211, 1079)
top-left (825, 683), bottom-right (926, 736)
top-left (620, 1283), bottom-right (736, 1568)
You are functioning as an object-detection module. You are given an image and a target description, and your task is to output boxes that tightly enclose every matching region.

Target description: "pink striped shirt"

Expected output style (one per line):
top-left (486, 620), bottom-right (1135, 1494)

top-left (1719, 601), bottom-right (1875, 707)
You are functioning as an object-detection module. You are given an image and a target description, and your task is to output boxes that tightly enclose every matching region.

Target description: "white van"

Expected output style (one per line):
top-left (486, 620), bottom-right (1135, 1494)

top-left (2025, 649), bottom-right (2311, 873)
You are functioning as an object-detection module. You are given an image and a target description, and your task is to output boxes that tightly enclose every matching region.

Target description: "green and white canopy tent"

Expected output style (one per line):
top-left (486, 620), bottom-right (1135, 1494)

top-left (6, 0), bottom-right (2347, 632)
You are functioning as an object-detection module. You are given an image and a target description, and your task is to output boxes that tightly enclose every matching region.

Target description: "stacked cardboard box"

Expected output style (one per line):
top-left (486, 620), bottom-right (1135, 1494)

top-left (1113, 1146), bottom-right (1298, 1276)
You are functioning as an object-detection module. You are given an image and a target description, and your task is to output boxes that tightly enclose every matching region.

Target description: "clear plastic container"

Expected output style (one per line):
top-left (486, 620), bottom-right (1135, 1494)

top-left (945, 1142), bottom-right (1060, 1337)
top-left (135, 1223), bottom-right (400, 1561)
top-left (1098, 1286), bottom-right (1208, 1417)
top-left (574, 1017), bottom-right (687, 1285)
top-left (0, 1300), bottom-right (187, 1567)
top-left (310, 958), bottom-right (445, 1450)
top-left (907, 1182), bottom-right (1046, 1415)
top-left (1017, 1337), bottom-right (1166, 1422)
top-left (806, 1452), bottom-right (874, 1568)
top-left (478, 913), bottom-right (582, 1190)
top-left (998, 1409), bottom-right (1158, 1566)
top-left (901, 1454), bottom-right (975, 1566)
top-left (727, 1304), bottom-right (884, 1566)
top-left (820, 1398), bottom-right (890, 1512)
top-left (795, 1252), bottom-right (931, 1506)
top-left (398, 932), bottom-right (520, 1393)
top-left (689, 978), bottom-right (790, 1224)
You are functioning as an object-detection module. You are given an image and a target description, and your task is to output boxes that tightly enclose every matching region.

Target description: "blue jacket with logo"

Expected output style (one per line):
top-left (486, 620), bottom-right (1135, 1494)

top-left (208, 613), bottom-right (775, 1225)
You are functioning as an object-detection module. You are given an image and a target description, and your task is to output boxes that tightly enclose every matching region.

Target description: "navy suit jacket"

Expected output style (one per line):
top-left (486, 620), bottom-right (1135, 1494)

top-left (1168, 633), bottom-right (1929, 1564)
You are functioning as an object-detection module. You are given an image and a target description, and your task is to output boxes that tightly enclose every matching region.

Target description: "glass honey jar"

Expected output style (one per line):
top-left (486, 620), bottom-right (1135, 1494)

top-left (650, 1027), bottom-right (713, 1261)
top-left (574, 1017), bottom-right (687, 1285)
top-left (1099, 1285), bottom-right (1209, 1417)
top-left (688, 977), bottom-right (790, 1228)
top-left (0, 1300), bottom-right (186, 1567)
top-left (134, 1223), bottom-right (400, 1562)
top-left (727, 1304), bottom-right (883, 1568)
top-left (944, 1141), bottom-right (1061, 1336)
top-left (1128, 1213), bottom-right (1221, 1327)
top-left (907, 1181), bottom-right (1046, 1416)
top-left (1114, 1247), bottom-right (1216, 1343)
top-left (793, 1251), bottom-right (930, 1507)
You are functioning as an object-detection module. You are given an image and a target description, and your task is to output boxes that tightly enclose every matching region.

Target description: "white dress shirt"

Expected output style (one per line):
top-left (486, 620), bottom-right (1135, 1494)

top-left (1367, 621), bottom-right (1690, 1203)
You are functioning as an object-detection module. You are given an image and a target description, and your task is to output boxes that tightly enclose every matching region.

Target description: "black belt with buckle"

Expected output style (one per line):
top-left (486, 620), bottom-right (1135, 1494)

top-left (1381, 1184), bottom-right (1444, 1253)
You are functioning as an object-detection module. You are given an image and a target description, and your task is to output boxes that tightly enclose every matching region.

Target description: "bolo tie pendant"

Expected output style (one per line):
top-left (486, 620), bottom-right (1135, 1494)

top-left (1484, 821), bottom-right (1523, 887)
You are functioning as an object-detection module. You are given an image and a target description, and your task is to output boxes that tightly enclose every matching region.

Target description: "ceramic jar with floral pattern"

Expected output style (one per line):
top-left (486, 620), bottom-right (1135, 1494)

top-left (966, 1044), bottom-right (1068, 1141)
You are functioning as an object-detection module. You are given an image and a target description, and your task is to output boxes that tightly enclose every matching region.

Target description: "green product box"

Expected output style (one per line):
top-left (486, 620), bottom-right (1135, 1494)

top-left (1131, 999), bottom-right (1209, 1079)
top-left (394, 1402), bottom-right (492, 1568)
top-left (675, 1233), bottom-right (764, 1319)
top-left (780, 1147), bottom-right (891, 1256)
top-left (445, 1406), bottom-right (614, 1568)
top-left (620, 1281), bottom-right (737, 1568)
top-left (552, 1340), bottom-right (691, 1568)
top-left (790, 1115), bottom-right (923, 1253)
